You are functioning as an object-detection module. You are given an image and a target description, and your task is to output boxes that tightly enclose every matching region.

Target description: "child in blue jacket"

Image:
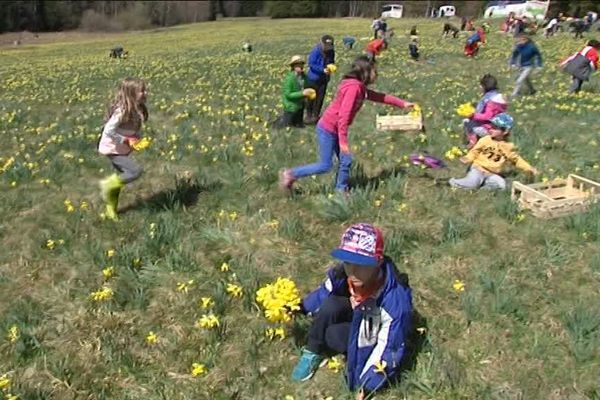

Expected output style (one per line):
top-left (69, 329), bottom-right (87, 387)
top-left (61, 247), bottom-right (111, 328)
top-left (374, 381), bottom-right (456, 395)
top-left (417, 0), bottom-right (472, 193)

top-left (305, 35), bottom-right (335, 124)
top-left (292, 223), bottom-right (413, 398)
top-left (509, 34), bottom-right (543, 99)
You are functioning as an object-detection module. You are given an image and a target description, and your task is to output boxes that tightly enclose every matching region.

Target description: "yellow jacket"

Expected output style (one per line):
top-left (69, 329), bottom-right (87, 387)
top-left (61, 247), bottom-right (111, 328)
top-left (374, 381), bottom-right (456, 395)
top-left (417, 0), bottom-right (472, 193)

top-left (464, 136), bottom-right (533, 174)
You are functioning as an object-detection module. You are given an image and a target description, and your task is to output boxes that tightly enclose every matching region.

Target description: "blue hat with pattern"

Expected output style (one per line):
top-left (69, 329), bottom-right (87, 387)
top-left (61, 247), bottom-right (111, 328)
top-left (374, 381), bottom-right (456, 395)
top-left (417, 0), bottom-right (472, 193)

top-left (491, 113), bottom-right (514, 130)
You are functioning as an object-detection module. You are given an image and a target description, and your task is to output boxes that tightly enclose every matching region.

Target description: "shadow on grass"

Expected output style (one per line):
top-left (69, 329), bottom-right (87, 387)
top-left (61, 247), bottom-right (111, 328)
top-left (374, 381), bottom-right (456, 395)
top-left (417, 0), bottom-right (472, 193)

top-left (120, 177), bottom-right (222, 213)
top-left (349, 162), bottom-right (408, 191)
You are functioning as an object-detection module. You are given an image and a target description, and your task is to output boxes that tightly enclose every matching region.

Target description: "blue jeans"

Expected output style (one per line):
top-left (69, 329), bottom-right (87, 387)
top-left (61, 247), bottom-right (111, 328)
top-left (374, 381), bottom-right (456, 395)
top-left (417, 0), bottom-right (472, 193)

top-left (291, 125), bottom-right (353, 191)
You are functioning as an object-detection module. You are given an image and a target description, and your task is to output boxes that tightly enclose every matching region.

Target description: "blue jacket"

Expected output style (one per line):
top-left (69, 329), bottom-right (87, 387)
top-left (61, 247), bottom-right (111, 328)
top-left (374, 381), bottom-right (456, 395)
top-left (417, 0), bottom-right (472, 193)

top-left (302, 258), bottom-right (413, 392)
top-left (307, 44), bottom-right (335, 83)
top-left (466, 31), bottom-right (481, 45)
top-left (510, 41), bottom-right (543, 67)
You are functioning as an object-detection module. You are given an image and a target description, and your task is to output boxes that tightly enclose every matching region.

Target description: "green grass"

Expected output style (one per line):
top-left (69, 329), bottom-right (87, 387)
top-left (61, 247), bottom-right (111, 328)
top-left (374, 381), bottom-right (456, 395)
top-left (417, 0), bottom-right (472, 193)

top-left (1, 17), bottom-right (600, 399)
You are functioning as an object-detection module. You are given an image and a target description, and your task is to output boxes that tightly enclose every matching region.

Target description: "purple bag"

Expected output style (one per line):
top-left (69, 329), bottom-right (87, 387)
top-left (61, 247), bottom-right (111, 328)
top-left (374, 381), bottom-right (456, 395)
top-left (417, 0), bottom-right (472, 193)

top-left (410, 153), bottom-right (446, 169)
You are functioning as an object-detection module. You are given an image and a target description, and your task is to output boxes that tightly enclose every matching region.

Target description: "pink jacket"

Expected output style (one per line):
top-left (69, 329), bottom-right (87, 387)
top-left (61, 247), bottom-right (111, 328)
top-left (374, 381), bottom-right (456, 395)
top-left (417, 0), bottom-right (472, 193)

top-left (471, 92), bottom-right (508, 130)
top-left (98, 108), bottom-right (140, 156)
top-left (318, 78), bottom-right (409, 149)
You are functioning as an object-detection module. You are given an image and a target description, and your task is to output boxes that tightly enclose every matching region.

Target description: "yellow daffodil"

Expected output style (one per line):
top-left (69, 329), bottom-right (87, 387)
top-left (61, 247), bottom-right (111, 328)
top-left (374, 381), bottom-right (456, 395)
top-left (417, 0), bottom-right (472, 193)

top-left (7, 325), bottom-right (20, 343)
top-left (146, 331), bottom-right (159, 345)
top-left (220, 262), bottom-right (230, 272)
top-left (196, 314), bottom-right (220, 329)
top-left (226, 283), bottom-right (243, 298)
top-left (327, 356), bottom-right (343, 373)
top-left (106, 249), bottom-right (115, 258)
top-left (374, 360), bottom-right (387, 374)
top-left (63, 199), bottom-right (75, 212)
top-left (200, 297), bottom-right (214, 309)
top-left (177, 280), bottom-right (194, 293)
top-left (191, 362), bottom-right (207, 377)
top-left (102, 266), bottom-right (116, 280)
top-left (453, 280), bottom-right (465, 292)
top-left (0, 375), bottom-right (10, 389)
top-left (90, 287), bottom-right (114, 301)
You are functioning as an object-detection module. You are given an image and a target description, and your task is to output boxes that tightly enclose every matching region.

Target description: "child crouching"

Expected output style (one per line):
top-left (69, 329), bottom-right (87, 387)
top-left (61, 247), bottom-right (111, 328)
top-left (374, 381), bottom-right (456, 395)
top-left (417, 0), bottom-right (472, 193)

top-left (292, 223), bottom-right (413, 399)
top-left (450, 113), bottom-right (538, 190)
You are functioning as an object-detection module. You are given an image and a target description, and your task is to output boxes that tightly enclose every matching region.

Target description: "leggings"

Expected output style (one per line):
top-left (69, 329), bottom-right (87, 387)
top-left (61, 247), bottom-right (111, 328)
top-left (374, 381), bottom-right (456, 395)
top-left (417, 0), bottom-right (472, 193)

top-left (108, 155), bottom-right (143, 184)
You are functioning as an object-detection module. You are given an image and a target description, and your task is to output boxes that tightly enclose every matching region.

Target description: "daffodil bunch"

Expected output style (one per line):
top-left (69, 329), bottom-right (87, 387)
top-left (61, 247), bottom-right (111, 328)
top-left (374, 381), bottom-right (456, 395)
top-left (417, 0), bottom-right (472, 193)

top-left (326, 64), bottom-right (337, 73)
top-left (444, 146), bottom-right (465, 160)
top-left (90, 286), bottom-right (114, 302)
top-left (305, 88), bottom-right (316, 100)
top-left (196, 314), bottom-right (220, 329)
top-left (456, 102), bottom-right (475, 117)
top-left (408, 104), bottom-right (422, 119)
top-left (256, 278), bottom-right (301, 323)
top-left (132, 137), bottom-right (152, 151)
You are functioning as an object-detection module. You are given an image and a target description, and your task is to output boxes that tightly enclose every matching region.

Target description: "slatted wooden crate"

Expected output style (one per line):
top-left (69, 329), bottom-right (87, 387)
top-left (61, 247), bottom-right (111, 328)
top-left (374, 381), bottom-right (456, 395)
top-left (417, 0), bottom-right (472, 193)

top-left (376, 114), bottom-right (423, 131)
top-left (511, 174), bottom-right (600, 219)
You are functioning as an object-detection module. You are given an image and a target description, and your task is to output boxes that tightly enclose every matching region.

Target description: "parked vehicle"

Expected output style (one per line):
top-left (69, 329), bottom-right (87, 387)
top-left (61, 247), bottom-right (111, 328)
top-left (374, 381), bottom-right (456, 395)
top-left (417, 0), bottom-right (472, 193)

top-left (381, 4), bottom-right (404, 19)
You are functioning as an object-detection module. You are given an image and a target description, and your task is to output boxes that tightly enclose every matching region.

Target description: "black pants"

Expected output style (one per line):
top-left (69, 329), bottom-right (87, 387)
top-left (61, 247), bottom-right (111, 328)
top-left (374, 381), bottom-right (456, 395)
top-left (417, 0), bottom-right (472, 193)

top-left (305, 79), bottom-right (328, 124)
top-left (307, 296), bottom-right (353, 355)
top-left (275, 109), bottom-right (304, 128)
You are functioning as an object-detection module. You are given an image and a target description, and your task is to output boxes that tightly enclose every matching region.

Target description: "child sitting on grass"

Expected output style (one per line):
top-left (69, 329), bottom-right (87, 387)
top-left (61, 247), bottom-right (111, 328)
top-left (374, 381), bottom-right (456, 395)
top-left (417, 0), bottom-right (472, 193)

top-left (450, 113), bottom-right (538, 190)
top-left (292, 223), bottom-right (413, 400)
top-left (463, 74), bottom-right (508, 148)
top-left (274, 55), bottom-right (314, 129)
top-left (98, 77), bottom-right (148, 220)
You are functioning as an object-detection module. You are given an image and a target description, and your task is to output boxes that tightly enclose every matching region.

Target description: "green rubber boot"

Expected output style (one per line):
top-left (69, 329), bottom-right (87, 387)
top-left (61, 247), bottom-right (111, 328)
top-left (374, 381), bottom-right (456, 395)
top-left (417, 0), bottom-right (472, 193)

top-left (100, 174), bottom-right (124, 221)
top-left (104, 186), bottom-right (122, 221)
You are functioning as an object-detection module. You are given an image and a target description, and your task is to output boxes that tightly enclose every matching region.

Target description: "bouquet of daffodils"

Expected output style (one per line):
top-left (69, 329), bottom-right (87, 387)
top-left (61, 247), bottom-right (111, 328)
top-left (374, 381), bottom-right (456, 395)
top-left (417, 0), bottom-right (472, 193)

top-left (132, 137), bottom-right (152, 151)
top-left (256, 278), bottom-right (301, 323)
top-left (456, 103), bottom-right (475, 117)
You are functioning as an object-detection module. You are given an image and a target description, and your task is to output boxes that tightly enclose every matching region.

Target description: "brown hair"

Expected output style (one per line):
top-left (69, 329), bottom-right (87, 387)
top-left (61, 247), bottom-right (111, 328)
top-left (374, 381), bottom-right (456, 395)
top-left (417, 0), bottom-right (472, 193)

top-left (480, 74), bottom-right (498, 92)
top-left (343, 55), bottom-right (376, 85)
top-left (106, 77), bottom-right (148, 128)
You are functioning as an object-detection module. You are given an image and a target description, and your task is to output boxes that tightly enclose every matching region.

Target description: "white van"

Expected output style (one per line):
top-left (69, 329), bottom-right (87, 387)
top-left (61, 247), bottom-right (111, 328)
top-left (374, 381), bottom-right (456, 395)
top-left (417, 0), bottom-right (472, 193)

top-left (439, 5), bottom-right (456, 18)
top-left (381, 4), bottom-right (404, 19)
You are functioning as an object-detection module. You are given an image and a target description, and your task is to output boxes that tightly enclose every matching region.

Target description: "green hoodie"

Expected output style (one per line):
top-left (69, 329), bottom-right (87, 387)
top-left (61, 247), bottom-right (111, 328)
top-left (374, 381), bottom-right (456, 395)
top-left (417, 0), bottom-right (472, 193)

top-left (282, 71), bottom-right (307, 112)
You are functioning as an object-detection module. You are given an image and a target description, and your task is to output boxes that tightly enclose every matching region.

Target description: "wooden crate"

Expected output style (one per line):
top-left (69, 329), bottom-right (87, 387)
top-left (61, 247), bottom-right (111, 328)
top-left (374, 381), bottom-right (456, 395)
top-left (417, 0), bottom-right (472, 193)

top-left (376, 114), bottom-right (423, 131)
top-left (511, 174), bottom-right (600, 219)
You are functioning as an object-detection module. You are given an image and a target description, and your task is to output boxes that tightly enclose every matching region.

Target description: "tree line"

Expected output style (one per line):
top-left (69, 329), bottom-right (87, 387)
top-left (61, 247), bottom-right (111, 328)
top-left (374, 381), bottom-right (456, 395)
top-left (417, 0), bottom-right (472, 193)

top-left (1, 1), bottom-right (598, 34)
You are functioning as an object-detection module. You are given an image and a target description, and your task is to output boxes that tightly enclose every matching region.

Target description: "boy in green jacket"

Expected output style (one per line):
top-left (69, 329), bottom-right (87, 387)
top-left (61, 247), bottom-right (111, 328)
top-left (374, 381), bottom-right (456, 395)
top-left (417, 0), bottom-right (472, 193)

top-left (275, 55), bottom-right (314, 129)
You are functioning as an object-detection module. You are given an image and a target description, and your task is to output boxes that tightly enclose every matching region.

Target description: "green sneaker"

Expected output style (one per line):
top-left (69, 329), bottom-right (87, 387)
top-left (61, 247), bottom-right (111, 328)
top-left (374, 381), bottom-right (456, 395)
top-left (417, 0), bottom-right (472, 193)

top-left (291, 348), bottom-right (325, 382)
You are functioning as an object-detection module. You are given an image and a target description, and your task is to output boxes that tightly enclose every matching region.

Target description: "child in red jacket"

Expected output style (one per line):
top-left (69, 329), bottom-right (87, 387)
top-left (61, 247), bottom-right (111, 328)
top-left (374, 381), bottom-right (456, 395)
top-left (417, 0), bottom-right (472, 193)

top-left (279, 56), bottom-right (414, 193)
top-left (365, 38), bottom-right (387, 62)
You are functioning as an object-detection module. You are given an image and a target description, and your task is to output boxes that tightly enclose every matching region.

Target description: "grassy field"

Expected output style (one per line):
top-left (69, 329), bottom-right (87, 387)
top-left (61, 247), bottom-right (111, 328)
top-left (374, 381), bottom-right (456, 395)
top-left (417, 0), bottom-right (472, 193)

top-left (1, 17), bottom-right (600, 400)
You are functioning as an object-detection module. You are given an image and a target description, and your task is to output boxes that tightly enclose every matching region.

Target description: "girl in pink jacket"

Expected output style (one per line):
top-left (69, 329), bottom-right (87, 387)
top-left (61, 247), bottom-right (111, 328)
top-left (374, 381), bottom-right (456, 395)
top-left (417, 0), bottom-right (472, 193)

top-left (279, 56), bottom-right (413, 193)
top-left (98, 77), bottom-right (148, 220)
top-left (464, 74), bottom-right (508, 148)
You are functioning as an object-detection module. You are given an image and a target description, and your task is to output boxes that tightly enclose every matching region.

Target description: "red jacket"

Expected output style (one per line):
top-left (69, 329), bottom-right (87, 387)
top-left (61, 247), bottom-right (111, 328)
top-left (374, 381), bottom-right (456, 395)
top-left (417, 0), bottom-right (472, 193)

top-left (318, 78), bottom-right (409, 149)
top-left (366, 39), bottom-right (386, 55)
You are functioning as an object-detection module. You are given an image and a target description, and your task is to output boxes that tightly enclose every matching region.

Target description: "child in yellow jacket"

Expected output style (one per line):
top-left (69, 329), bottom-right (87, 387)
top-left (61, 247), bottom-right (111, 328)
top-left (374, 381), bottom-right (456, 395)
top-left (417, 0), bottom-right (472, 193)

top-left (449, 113), bottom-right (538, 190)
